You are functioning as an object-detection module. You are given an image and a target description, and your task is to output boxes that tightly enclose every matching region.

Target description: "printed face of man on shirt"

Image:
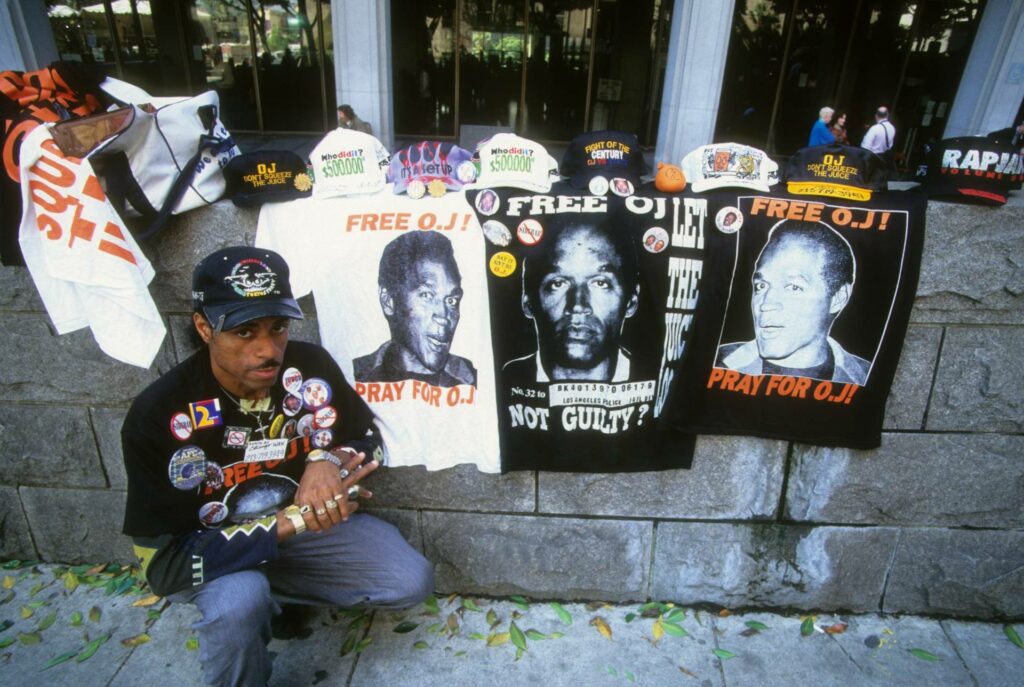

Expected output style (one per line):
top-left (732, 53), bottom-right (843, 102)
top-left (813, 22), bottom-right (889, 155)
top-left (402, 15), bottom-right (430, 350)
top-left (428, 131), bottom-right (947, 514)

top-left (751, 232), bottom-right (851, 368)
top-left (524, 223), bottom-right (638, 380)
top-left (383, 258), bottom-right (463, 375)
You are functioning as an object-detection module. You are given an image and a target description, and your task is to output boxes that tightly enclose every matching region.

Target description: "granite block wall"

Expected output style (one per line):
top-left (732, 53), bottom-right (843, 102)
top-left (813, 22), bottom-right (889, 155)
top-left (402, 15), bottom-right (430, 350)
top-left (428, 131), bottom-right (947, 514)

top-left (0, 199), bottom-right (1020, 619)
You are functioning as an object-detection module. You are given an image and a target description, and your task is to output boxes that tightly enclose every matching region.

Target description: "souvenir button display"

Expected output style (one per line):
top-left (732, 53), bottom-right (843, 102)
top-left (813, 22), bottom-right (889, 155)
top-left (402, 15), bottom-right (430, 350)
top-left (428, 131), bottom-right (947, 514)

top-left (313, 405), bottom-right (337, 429)
top-left (282, 367), bottom-right (303, 394)
top-left (199, 501), bottom-right (229, 527)
top-left (169, 412), bottom-right (193, 441)
top-left (168, 446), bottom-right (207, 490)
top-left (301, 378), bottom-right (332, 409)
top-left (312, 428), bottom-right (333, 449)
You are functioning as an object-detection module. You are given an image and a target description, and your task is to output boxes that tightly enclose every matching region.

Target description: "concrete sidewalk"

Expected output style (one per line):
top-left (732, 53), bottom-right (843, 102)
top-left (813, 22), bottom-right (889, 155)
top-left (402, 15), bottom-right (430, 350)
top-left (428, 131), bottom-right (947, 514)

top-left (1, 562), bottom-right (1022, 686)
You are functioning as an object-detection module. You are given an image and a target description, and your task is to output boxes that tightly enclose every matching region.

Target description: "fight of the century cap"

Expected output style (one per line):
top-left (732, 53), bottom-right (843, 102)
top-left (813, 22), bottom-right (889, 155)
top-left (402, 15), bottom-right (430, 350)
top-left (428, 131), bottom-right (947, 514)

top-left (192, 246), bottom-right (303, 332)
top-left (560, 130), bottom-right (647, 195)
top-left (680, 143), bottom-right (779, 193)
top-left (223, 151), bottom-right (312, 207)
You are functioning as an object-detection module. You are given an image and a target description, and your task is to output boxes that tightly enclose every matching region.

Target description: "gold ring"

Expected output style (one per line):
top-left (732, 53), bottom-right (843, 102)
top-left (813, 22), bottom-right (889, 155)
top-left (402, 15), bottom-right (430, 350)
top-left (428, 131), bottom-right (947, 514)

top-left (346, 485), bottom-right (360, 501)
top-left (333, 493), bottom-right (345, 502)
top-left (325, 499), bottom-right (339, 510)
top-left (299, 504), bottom-right (312, 515)
top-left (315, 507), bottom-right (327, 517)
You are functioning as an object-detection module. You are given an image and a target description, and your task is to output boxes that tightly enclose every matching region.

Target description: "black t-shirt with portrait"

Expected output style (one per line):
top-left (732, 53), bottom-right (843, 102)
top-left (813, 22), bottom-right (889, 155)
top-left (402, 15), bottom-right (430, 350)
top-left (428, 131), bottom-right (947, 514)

top-left (661, 187), bottom-right (927, 448)
top-left (467, 182), bottom-right (703, 472)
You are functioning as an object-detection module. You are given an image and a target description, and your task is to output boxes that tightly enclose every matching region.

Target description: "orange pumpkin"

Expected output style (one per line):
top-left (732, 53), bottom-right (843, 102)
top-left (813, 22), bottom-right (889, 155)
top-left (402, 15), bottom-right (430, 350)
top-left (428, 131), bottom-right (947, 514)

top-left (655, 162), bottom-right (686, 192)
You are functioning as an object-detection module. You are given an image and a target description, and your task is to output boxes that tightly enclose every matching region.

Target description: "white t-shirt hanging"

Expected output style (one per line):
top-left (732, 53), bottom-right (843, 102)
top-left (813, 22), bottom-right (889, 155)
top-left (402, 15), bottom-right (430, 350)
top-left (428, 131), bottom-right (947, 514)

top-left (256, 188), bottom-right (500, 472)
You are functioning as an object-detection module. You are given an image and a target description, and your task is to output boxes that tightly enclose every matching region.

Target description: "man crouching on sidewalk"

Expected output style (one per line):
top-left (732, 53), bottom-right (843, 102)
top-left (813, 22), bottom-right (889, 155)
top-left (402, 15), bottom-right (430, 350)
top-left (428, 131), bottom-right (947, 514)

top-left (121, 246), bottom-right (433, 686)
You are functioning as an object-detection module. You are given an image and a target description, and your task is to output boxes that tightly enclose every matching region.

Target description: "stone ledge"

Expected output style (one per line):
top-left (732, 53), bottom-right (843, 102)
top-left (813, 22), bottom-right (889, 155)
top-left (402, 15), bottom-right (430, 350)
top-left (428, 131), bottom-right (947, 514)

top-left (369, 464), bottom-right (535, 513)
top-left (650, 523), bottom-right (898, 612)
top-left (883, 528), bottom-right (1024, 618)
top-left (0, 486), bottom-right (36, 560)
top-left (927, 327), bottom-right (1024, 432)
top-left (0, 404), bottom-right (106, 488)
top-left (422, 512), bottom-right (652, 601)
top-left (883, 325), bottom-right (941, 430)
top-left (20, 487), bottom-right (132, 564)
top-left (537, 435), bottom-right (786, 519)
top-left (785, 433), bottom-right (1024, 528)
top-left (91, 407), bottom-right (128, 489)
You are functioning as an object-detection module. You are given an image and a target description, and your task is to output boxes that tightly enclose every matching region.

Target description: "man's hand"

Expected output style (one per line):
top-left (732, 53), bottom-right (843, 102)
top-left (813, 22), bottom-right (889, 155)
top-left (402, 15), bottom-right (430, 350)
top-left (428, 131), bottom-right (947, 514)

top-left (290, 451), bottom-right (377, 534)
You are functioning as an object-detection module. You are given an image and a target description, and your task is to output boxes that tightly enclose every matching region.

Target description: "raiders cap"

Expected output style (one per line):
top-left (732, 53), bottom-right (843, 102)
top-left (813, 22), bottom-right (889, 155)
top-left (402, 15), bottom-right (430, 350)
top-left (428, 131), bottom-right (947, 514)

top-left (192, 246), bottom-right (303, 332)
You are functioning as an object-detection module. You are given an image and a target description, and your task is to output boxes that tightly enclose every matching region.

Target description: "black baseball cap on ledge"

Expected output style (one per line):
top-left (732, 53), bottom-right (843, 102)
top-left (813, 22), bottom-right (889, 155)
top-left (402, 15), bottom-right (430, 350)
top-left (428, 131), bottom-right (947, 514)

top-left (192, 247), bottom-right (303, 332)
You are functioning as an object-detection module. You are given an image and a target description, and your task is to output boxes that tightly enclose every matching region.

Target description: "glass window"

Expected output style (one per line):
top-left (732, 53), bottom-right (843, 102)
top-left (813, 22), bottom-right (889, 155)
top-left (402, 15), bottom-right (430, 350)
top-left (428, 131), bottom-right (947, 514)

top-left (458, 0), bottom-right (524, 129)
top-left (393, 0), bottom-right (457, 138)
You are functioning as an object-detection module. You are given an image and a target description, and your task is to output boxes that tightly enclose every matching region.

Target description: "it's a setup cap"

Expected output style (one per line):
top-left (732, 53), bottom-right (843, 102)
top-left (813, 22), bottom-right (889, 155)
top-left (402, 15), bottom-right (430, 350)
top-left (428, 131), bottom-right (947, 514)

top-left (681, 143), bottom-right (779, 193)
top-left (560, 130), bottom-right (647, 196)
top-left (921, 136), bottom-right (1023, 205)
top-left (784, 144), bottom-right (886, 201)
top-left (310, 129), bottom-right (390, 198)
top-left (224, 151), bottom-right (312, 207)
top-left (192, 247), bottom-right (303, 332)
top-left (473, 133), bottom-right (560, 193)
top-left (387, 141), bottom-right (476, 198)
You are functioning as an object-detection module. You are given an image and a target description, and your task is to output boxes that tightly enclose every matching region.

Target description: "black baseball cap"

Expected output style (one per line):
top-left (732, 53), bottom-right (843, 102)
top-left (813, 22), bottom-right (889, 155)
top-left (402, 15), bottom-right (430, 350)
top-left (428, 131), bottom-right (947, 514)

top-left (784, 144), bottom-right (887, 201)
top-left (192, 247), bottom-right (303, 332)
top-left (922, 136), bottom-right (1023, 205)
top-left (224, 151), bottom-right (313, 207)
top-left (560, 130), bottom-right (648, 190)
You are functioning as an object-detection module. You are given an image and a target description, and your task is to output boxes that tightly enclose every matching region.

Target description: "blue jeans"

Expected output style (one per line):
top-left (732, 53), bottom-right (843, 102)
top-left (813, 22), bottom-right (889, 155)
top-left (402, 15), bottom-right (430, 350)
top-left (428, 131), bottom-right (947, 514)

top-left (169, 513), bottom-right (433, 686)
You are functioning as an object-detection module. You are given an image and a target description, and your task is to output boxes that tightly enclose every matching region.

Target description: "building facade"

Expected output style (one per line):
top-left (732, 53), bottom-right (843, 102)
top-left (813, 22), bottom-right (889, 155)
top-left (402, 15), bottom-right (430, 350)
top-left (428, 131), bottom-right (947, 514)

top-left (4, 0), bottom-right (1023, 168)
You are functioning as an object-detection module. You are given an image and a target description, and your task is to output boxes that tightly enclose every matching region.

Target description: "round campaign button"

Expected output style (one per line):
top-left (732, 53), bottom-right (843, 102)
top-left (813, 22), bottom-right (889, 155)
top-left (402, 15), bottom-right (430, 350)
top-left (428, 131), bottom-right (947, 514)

top-left (168, 446), bottom-right (207, 490)
top-left (313, 405), bottom-right (337, 429)
top-left (428, 179), bottom-right (447, 198)
top-left (296, 413), bottom-right (316, 438)
top-left (489, 251), bottom-right (517, 277)
top-left (715, 206), bottom-right (743, 234)
top-left (457, 160), bottom-right (478, 183)
top-left (281, 367), bottom-right (303, 394)
top-left (516, 219), bottom-right (544, 246)
top-left (282, 418), bottom-right (298, 439)
top-left (482, 220), bottom-right (511, 246)
top-left (282, 393), bottom-right (303, 417)
top-left (610, 177), bottom-right (634, 197)
top-left (169, 412), bottom-right (193, 441)
top-left (312, 428), bottom-right (333, 449)
top-left (642, 227), bottom-right (669, 254)
top-left (588, 176), bottom-right (609, 196)
top-left (268, 413), bottom-right (285, 439)
top-left (301, 378), bottom-right (332, 410)
top-left (204, 461), bottom-right (224, 490)
top-left (407, 179), bottom-right (426, 199)
top-left (475, 189), bottom-right (500, 216)
top-left (199, 501), bottom-right (229, 527)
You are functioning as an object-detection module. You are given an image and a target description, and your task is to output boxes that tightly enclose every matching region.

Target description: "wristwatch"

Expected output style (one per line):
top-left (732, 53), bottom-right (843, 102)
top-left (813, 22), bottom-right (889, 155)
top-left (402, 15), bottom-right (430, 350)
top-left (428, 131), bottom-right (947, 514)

top-left (282, 505), bottom-right (306, 535)
top-left (306, 448), bottom-right (344, 469)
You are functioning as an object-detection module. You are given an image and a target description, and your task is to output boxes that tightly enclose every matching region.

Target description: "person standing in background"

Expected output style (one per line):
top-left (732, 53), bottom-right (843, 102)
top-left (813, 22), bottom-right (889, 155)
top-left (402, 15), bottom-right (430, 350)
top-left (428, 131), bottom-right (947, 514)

top-left (831, 111), bottom-right (849, 145)
top-left (338, 104), bottom-right (373, 135)
top-left (808, 107), bottom-right (836, 147)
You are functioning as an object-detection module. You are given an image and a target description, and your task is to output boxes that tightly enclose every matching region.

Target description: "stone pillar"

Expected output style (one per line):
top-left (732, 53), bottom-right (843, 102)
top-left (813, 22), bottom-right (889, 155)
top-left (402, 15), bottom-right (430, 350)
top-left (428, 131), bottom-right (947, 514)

top-left (654, 0), bottom-right (735, 165)
top-left (943, 0), bottom-right (1024, 138)
top-left (0, 0), bottom-right (58, 71)
top-left (333, 0), bottom-right (395, 150)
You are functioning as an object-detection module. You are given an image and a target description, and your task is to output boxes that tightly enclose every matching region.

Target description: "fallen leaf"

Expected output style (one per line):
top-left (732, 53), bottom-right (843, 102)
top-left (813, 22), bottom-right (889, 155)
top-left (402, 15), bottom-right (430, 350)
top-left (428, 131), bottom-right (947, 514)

top-left (461, 598), bottom-right (482, 613)
top-left (486, 632), bottom-right (509, 647)
top-left (453, 650), bottom-right (466, 657)
top-left (146, 610), bottom-right (161, 622)
top-left (392, 621), bottom-right (419, 634)
top-left (713, 648), bottom-right (736, 660)
top-left (511, 610), bottom-right (523, 620)
top-left (467, 632), bottom-right (486, 640)
top-left (185, 636), bottom-right (199, 651)
top-left (740, 628), bottom-right (760, 637)
top-left (525, 629), bottom-right (547, 641)
top-left (510, 621), bottom-right (527, 651)
top-left (652, 620), bottom-right (664, 642)
top-left (510, 595), bottom-right (529, 610)
top-left (486, 609), bottom-right (498, 628)
top-left (354, 637), bottom-right (372, 653)
top-left (446, 613), bottom-right (460, 633)
top-left (624, 613), bottom-right (637, 623)
top-left (426, 623), bottom-right (444, 634)
top-left (718, 609), bottom-right (732, 618)
top-left (76, 634), bottom-right (110, 661)
top-left (37, 611), bottom-right (57, 631)
top-left (413, 640), bottom-right (429, 650)
top-left (43, 650), bottom-right (80, 670)
top-left (63, 572), bottom-right (79, 592)
top-left (590, 616), bottom-right (613, 640)
top-left (132, 594), bottom-right (161, 608)
top-left (20, 606), bottom-right (34, 620)
top-left (20, 631), bottom-right (42, 646)
top-left (678, 665), bottom-right (699, 679)
top-left (664, 608), bottom-right (686, 623)
top-left (745, 620), bottom-right (769, 632)
top-left (0, 620), bottom-right (10, 633)
top-left (585, 601), bottom-right (608, 611)
top-left (29, 581), bottom-right (45, 597)
top-left (70, 611), bottom-right (83, 627)
top-left (423, 595), bottom-right (440, 615)
top-left (1005, 625), bottom-right (1024, 650)
top-left (445, 593), bottom-right (458, 605)
top-left (86, 564), bottom-right (106, 576)
top-left (88, 606), bottom-right (102, 623)
top-left (800, 616), bottom-right (815, 637)
top-left (908, 648), bottom-right (941, 662)
top-left (661, 621), bottom-right (688, 638)
top-left (2, 576), bottom-right (14, 590)
top-left (824, 622), bottom-right (848, 635)
top-left (515, 646), bottom-right (524, 661)
top-left (549, 632), bottom-right (565, 639)
top-left (121, 633), bottom-right (151, 648)
top-left (550, 602), bottom-right (572, 626)
top-left (0, 636), bottom-right (15, 649)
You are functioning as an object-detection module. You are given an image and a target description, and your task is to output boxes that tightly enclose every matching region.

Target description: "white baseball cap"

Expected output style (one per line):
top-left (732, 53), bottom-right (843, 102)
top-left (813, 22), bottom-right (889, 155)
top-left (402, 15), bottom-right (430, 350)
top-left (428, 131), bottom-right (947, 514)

top-left (310, 129), bottom-right (390, 198)
top-left (681, 143), bottom-right (779, 193)
top-left (474, 133), bottom-right (560, 193)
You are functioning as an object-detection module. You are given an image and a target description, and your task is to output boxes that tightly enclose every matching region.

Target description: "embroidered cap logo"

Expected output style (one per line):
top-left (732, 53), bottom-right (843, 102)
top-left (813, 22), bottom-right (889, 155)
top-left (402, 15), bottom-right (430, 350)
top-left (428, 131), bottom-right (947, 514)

top-left (224, 258), bottom-right (277, 298)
